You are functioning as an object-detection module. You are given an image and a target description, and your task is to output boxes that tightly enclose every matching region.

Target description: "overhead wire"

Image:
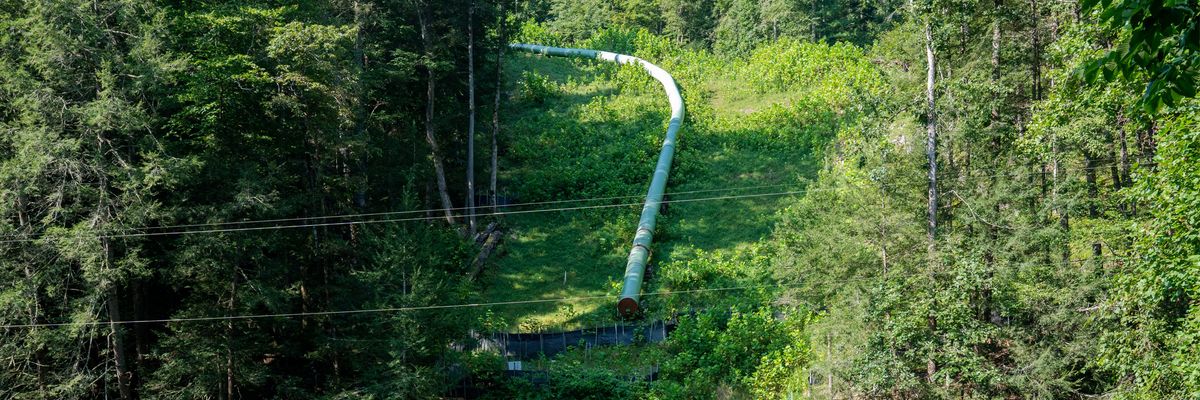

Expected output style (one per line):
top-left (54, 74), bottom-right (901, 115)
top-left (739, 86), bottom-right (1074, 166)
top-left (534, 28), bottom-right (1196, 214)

top-left (0, 182), bottom-right (804, 242)
top-left (0, 156), bottom-right (1154, 327)
top-left (0, 158), bottom-right (1145, 242)
top-left (0, 161), bottom-right (1143, 244)
top-left (55, 182), bottom-right (808, 237)
top-left (0, 189), bottom-right (814, 243)
top-left (0, 283), bottom-right (800, 329)
top-left (0, 257), bottom-right (1134, 330)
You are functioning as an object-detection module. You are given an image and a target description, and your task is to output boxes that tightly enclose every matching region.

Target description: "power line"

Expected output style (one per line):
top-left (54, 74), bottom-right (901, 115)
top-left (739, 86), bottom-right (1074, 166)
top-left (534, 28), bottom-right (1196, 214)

top-left (0, 161), bottom-right (1139, 244)
top-left (0, 284), bottom-right (798, 329)
top-left (785, 256), bottom-right (1129, 286)
top-left (1, 256), bottom-right (1134, 330)
top-left (0, 159), bottom-right (1141, 242)
top-left (0, 189), bottom-right (814, 244)
top-left (53, 182), bottom-right (807, 237)
top-left (2, 151), bottom-right (1080, 240)
top-left (0, 159), bottom-right (1143, 242)
top-left (0, 183), bottom-right (804, 242)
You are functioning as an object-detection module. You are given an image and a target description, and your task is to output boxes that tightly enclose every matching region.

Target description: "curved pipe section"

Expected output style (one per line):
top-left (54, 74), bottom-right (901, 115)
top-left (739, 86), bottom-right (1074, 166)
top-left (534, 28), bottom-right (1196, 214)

top-left (510, 44), bottom-right (684, 317)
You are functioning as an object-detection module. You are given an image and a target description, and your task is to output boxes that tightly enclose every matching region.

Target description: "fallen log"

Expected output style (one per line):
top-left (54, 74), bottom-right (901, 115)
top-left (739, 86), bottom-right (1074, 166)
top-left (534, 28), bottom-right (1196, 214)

top-left (469, 223), bottom-right (503, 281)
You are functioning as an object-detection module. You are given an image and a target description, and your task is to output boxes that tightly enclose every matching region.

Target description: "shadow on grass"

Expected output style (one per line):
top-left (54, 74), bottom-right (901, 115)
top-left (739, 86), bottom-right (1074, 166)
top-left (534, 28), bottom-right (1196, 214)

top-left (478, 128), bottom-right (818, 331)
top-left (479, 53), bottom-right (825, 332)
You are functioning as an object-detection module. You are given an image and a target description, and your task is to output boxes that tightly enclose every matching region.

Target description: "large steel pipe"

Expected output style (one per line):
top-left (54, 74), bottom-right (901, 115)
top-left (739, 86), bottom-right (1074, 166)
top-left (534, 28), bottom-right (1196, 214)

top-left (509, 44), bottom-right (685, 317)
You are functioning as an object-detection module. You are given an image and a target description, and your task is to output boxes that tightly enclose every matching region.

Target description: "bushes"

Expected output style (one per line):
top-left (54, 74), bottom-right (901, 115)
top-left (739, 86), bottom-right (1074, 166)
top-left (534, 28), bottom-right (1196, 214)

top-left (513, 19), bottom-right (560, 46)
top-left (507, 31), bottom-right (880, 205)
top-left (1100, 111), bottom-right (1200, 397)
top-left (579, 26), bottom-right (640, 55)
top-left (490, 365), bottom-right (647, 400)
top-left (651, 307), bottom-right (811, 399)
top-left (738, 38), bottom-right (886, 109)
top-left (637, 247), bottom-right (812, 399)
top-left (518, 71), bottom-right (556, 104)
top-left (549, 367), bottom-right (645, 399)
top-left (506, 63), bottom-right (666, 203)
top-left (496, 30), bottom-right (871, 398)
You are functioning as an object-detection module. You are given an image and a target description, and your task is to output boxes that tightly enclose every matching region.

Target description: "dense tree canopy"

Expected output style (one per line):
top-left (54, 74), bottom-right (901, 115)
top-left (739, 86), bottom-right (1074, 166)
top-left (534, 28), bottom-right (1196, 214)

top-left (0, 0), bottom-right (1196, 398)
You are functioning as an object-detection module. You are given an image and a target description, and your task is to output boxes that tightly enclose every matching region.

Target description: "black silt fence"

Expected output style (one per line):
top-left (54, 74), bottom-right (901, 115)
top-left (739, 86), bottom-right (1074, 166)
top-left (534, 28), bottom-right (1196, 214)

top-left (472, 319), bottom-right (675, 360)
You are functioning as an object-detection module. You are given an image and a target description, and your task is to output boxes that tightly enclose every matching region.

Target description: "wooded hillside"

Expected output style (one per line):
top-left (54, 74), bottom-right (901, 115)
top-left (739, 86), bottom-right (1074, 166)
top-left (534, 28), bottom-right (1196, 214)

top-left (1, 0), bottom-right (1197, 398)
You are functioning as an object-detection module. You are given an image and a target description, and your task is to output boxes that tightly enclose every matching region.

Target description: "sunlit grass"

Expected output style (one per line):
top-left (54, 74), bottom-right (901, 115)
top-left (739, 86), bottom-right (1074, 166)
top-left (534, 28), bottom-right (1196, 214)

top-left (478, 53), bottom-right (817, 331)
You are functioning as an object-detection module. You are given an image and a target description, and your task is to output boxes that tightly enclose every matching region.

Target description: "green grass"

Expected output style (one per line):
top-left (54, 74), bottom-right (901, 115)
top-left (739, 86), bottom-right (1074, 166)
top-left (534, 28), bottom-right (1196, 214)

top-left (478, 53), bottom-right (819, 331)
top-left (706, 78), bottom-right (797, 117)
top-left (481, 211), bottom-right (632, 331)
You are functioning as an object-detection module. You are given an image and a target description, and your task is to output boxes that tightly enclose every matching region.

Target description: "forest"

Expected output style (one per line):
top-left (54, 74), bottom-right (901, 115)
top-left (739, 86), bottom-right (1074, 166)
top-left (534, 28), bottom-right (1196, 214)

top-left (0, 0), bottom-right (1197, 398)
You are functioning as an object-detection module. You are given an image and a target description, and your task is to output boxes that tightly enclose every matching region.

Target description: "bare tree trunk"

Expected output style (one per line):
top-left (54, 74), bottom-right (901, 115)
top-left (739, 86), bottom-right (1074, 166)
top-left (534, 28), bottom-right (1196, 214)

top-left (1108, 147), bottom-right (1121, 190)
top-left (132, 281), bottom-right (148, 383)
top-left (418, 4), bottom-right (456, 224)
top-left (16, 199), bottom-right (48, 398)
top-left (1053, 135), bottom-right (1069, 265)
top-left (491, 0), bottom-right (505, 212)
top-left (108, 297), bottom-right (133, 400)
top-left (226, 278), bottom-right (235, 400)
top-left (351, 1), bottom-right (369, 210)
top-left (101, 239), bottom-right (134, 400)
top-left (924, 22), bottom-right (938, 259)
top-left (1138, 123), bottom-right (1157, 166)
top-left (469, 223), bottom-right (504, 280)
top-left (879, 187), bottom-right (889, 276)
top-left (991, 2), bottom-right (1002, 81)
top-left (26, 271), bottom-right (48, 397)
top-left (990, 0), bottom-right (1002, 132)
top-left (983, 0), bottom-right (1002, 327)
top-left (467, 0), bottom-right (477, 236)
top-left (1117, 112), bottom-right (1130, 183)
top-left (826, 332), bottom-right (833, 398)
top-left (108, 298), bottom-right (133, 400)
top-left (1085, 152), bottom-right (1098, 217)
top-left (95, 133), bottom-right (132, 399)
top-left (1029, 0), bottom-right (1042, 102)
top-left (923, 19), bottom-right (939, 385)
top-left (1117, 110), bottom-right (1133, 213)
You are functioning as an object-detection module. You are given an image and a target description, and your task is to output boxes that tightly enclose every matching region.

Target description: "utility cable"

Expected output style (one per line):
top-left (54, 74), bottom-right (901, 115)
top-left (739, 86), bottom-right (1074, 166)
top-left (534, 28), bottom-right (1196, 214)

top-left (0, 257), bottom-right (1134, 330)
top-left (0, 189), bottom-right (815, 244)
top-left (0, 283), bottom-right (800, 329)
top-left (72, 182), bottom-right (809, 237)
top-left (0, 161), bottom-right (1143, 243)
top-left (0, 159), bottom-right (1144, 241)
top-left (0, 182), bottom-right (804, 241)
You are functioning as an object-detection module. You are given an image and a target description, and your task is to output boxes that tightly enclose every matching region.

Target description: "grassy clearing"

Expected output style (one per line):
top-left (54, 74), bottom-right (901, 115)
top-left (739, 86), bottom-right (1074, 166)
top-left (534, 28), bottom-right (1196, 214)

top-left (479, 52), bottom-right (821, 331)
top-left (706, 78), bottom-right (797, 117)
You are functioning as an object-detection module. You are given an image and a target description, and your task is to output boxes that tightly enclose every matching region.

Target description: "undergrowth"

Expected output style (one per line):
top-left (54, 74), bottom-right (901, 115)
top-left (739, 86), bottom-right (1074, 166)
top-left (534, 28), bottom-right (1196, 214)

top-left (483, 27), bottom-right (884, 333)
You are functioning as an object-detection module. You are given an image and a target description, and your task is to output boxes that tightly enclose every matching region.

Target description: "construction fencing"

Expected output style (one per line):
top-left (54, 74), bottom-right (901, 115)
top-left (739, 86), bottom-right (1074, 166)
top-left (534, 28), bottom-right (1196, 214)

top-left (464, 319), bottom-right (675, 361)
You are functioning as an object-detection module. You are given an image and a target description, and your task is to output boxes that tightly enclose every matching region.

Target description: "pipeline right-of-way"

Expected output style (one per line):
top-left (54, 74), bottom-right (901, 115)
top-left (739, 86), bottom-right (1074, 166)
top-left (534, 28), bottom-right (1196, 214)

top-left (509, 44), bottom-right (685, 318)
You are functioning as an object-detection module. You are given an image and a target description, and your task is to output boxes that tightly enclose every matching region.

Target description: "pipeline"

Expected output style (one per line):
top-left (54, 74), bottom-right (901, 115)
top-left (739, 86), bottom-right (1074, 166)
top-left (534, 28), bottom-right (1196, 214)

top-left (509, 44), bottom-right (685, 317)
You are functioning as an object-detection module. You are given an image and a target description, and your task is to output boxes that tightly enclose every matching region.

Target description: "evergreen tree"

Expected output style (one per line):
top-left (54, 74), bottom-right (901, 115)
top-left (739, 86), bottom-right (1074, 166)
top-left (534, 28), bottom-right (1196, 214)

top-left (0, 1), bottom-right (179, 397)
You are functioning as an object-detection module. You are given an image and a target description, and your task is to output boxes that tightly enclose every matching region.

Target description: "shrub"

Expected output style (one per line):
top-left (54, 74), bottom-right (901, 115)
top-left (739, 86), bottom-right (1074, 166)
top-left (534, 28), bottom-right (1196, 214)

top-left (518, 71), bottom-right (555, 104)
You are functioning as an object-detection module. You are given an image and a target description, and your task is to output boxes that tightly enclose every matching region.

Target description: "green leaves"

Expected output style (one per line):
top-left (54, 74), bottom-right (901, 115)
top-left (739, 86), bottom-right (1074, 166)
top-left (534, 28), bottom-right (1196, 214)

top-left (1079, 0), bottom-right (1200, 113)
top-left (656, 307), bottom-right (810, 398)
top-left (517, 70), bottom-right (556, 104)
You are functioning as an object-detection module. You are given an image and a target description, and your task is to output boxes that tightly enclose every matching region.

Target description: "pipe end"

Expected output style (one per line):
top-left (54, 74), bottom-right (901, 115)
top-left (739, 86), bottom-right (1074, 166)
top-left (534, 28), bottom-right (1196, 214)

top-left (617, 297), bottom-right (640, 318)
